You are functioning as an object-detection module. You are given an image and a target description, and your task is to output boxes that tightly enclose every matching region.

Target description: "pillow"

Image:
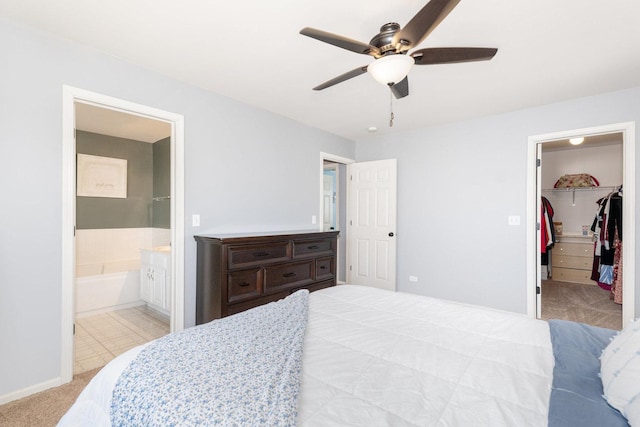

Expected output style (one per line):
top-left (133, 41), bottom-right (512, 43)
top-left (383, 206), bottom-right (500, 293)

top-left (601, 318), bottom-right (640, 415)
top-left (626, 397), bottom-right (640, 426)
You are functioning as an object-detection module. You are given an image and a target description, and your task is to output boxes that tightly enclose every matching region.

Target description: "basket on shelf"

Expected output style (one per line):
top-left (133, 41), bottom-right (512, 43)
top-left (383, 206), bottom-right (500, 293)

top-left (553, 173), bottom-right (599, 188)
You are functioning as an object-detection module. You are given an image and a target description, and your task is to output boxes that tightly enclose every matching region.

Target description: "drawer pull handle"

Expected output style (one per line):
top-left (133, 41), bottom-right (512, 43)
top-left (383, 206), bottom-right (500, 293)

top-left (319, 265), bottom-right (327, 270)
top-left (283, 272), bottom-right (297, 278)
top-left (308, 245), bottom-right (319, 249)
top-left (239, 282), bottom-right (251, 287)
top-left (253, 251), bottom-right (269, 257)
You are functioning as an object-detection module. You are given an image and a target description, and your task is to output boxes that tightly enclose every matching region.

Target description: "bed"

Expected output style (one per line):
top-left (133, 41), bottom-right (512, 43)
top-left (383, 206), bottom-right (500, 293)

top-left (58, 285), bottom-right (639, 426)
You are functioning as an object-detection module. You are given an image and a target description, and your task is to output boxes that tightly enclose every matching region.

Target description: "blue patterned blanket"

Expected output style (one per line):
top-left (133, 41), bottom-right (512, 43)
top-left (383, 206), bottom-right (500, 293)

top-left (547, 319), bottom-right (628, 427)
top-left (110, 290), bottom-right (309, 426)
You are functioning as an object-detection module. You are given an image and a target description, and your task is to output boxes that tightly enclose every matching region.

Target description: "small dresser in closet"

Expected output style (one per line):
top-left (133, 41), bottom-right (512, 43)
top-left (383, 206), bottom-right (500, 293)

top-left (551, 235), bottom-right (594, 284)
top-left (195, 230), bottom-right (339, 324)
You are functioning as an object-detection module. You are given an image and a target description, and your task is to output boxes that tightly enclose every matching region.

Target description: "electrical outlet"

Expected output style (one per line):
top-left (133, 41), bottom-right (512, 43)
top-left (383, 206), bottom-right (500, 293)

top-left (311, 215), bottom-right (317, 224)
top-left (409, 276), bottom-right (418, 282)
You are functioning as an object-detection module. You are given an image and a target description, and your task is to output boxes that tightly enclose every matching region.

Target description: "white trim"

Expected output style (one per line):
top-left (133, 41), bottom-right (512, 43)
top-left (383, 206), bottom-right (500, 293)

top-left (319, 152), bottom-right (355, 285)
top-left (0, 377), bottom-right (62, 405)
top-left (527, 122), bottom-right (635, 327)
top-left (61, 85), bottom-right (185, 385)
top-left (318, 152), bottom-right (355, 231)
top-left (322, 162), bottom-right (338, 232)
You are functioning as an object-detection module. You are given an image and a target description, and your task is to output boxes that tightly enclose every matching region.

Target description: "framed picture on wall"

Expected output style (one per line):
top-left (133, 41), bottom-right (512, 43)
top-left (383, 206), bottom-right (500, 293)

top-left (77, 154), bottom-right (127, 198)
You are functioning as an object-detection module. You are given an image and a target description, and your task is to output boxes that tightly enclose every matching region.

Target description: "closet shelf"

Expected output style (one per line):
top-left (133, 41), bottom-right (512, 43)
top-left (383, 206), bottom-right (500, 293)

top-left (542, 186), bottom-right (618, 192)
top-left (542, 185), bottom-right (620, 206)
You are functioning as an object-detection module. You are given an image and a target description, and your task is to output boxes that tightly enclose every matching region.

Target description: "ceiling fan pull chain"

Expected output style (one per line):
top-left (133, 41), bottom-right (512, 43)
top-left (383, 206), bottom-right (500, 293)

top-left (389, 87), bottom-right (394, 127)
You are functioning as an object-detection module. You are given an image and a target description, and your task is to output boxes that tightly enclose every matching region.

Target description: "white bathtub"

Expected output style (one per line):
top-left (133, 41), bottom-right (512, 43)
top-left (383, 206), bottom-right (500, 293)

top-left (75, 260), bottom-right (143, 317)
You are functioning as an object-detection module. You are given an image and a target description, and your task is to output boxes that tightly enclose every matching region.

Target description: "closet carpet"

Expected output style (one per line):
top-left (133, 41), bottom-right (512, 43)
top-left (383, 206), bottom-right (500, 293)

top-left (541, 279), bottom-right (622, 330)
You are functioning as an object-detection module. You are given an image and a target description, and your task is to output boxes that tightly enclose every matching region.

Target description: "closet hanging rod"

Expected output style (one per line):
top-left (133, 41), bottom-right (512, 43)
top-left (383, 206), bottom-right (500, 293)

top-left (152, 196), bottom-right (171, 202)
top-left (541, 185), bottom-right (619, 192)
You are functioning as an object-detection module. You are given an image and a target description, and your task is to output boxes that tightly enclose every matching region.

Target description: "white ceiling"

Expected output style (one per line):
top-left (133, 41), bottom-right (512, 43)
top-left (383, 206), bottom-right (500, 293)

top-left (543, 132), bottom-right (623, 152)
top-left (75, 103), bottom-right (171, 143)
top-left (2, 0), bottom-right (640, 141)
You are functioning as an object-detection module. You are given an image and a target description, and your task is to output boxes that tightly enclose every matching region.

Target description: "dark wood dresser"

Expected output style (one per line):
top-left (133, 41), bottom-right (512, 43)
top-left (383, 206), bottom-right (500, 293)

top-left (195, 230), bottom-right (339, 324)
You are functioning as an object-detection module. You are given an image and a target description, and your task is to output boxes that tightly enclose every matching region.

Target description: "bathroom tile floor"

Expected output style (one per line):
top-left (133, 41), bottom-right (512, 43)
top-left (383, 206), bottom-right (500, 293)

top-left (74, 305), bottom-right (170, 375)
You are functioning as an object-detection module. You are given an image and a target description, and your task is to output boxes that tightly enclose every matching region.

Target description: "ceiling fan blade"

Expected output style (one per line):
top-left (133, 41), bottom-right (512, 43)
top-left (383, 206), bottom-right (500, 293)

top-left (313, 66), bottom-right (369, 91)
top-left (412, 47), bottom-right (498, 65)
top-left (300, 27), bottom-right (380, 56)
top-left (390, 77), bottom-right (409, 99)
top-left (392, 0), bottom-right (461, 51)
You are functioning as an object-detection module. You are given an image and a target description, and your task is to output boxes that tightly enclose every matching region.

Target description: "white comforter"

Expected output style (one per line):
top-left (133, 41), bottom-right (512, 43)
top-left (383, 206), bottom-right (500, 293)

top-left (59, 285), bottom-right (554, 426)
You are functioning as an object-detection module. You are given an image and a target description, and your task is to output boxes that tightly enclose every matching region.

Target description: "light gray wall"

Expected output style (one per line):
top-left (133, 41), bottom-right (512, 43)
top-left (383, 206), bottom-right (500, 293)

top-left (355, 86), bottom-right (640, 315)
top-left (0, 17), bottom-right (354, 398)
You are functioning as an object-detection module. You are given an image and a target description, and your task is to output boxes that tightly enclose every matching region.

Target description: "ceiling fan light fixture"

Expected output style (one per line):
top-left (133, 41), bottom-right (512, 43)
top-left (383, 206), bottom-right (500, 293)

top-left (367, 54), bottom-right (414, 85)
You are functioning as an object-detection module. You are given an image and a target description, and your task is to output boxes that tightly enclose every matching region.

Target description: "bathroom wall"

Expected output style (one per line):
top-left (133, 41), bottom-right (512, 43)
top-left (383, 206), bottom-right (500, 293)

top-left (75, 131), bottom-right (171, 314)
top-left (152, 136), bottom-right (171, 229)
top-left (76, 130), bottom-right (154, 229)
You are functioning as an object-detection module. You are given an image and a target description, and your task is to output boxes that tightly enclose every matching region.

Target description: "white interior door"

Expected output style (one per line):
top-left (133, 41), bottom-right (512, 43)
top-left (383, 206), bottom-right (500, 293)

top-left (536, 145), bottom-right (542, 318)
top-left (347, 159), bottom-right (397, 291)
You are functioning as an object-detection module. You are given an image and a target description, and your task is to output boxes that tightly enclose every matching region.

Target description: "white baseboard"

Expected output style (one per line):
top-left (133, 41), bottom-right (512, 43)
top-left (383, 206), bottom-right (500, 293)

top-left (0, 376), bottom-right (63, 405)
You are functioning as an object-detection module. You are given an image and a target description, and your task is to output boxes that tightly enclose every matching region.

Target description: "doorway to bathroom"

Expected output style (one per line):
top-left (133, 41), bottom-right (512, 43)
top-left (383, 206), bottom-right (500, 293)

top-left (73, 103), bottom-right (172, 374)
top-left (61, 86), bottom-right (185, 384)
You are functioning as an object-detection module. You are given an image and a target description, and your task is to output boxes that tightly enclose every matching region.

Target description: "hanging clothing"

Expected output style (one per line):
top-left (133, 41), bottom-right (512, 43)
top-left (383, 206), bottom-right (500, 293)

top-left (612, 232), bottom-right (623, 304)
top-left (541, 196), bottom-right (555, 255)
top-left (590, 188), bottom-right (623, 302)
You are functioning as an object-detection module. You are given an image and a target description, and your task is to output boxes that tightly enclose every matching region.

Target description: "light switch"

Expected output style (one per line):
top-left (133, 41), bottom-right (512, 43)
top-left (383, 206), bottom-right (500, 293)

top-left (192, 214), bottom-right (200, 227)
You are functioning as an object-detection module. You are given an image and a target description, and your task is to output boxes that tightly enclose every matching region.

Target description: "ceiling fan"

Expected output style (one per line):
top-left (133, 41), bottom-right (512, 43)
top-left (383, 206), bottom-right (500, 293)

top-left (300, 0), bottom-right (497, 99)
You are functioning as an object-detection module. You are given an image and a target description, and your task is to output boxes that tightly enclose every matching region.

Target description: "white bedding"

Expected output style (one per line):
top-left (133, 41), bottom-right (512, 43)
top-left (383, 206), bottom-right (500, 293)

top-left (59, 285), bottom-right (554, 426)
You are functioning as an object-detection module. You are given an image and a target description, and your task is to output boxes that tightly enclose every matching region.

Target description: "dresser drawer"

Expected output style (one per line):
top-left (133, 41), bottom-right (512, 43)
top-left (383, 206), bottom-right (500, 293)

top-left (555, 242), bottom-right (592, 258)
top-left (315, 256), bottom-right (335, 280)
top-left (553, 267), bottom-right (594, 285)
top-left (292, 238), bottom-right (334, 258)
top-left (552, 255), bottom-right (592, 270)
top-left (264, 260), bottom-right (313, 292)
top-left (196, 231), bottom-right (339, 323)
top-left (228, 242), bottom-right (290, 269)
top-left (226, 291), bottom-right (289, 316)
top-left (227, 269), bottom-right (261, 303)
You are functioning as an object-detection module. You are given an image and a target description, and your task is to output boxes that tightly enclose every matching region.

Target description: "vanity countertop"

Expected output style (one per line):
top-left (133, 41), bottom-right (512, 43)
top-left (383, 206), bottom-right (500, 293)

top-left (141, 245), bottom-right (171, 253)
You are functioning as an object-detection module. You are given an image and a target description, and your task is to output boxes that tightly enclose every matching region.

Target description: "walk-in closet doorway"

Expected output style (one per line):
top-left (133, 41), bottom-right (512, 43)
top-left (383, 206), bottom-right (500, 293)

top-left (527, 122), bottom-right (636, 329)
top-left (540, 133), bottom-right (623, 329)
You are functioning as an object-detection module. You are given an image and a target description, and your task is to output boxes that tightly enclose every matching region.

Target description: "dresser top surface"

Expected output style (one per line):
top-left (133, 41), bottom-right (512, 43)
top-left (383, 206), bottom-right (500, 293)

top-left (195, 229), bottom-right (339, 243)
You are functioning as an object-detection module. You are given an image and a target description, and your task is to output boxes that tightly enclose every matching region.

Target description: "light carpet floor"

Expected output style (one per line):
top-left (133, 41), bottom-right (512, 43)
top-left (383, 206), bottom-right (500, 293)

top-left (0, 368), bottom-right (99, 427)
top-left (541, 279), bottom-right (622, 330)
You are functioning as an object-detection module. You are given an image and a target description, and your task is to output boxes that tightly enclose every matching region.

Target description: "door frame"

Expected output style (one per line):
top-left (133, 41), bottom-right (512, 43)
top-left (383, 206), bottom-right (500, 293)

top-left (322, 163), bottom-right (338, 232)
top-left (61, 85), bottom-right (185, 383)
top-left (526, 122), bottom-right (635, 326)
top-left (319, 152), bottom-right (354, 284)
